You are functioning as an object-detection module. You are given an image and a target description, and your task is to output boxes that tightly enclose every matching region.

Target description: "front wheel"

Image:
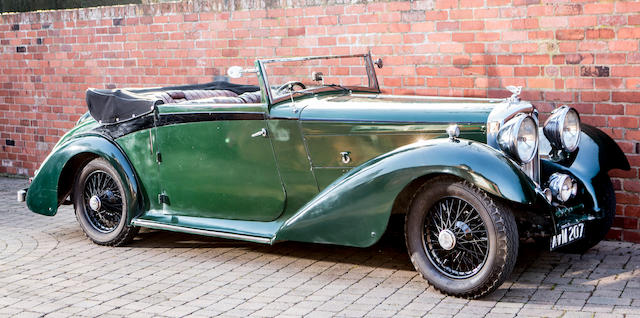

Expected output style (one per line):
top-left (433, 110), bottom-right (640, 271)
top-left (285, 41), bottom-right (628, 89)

top-left (73, 158), bottom-right (138, 246)
top-left (405, 177), bottom-right (519, 298)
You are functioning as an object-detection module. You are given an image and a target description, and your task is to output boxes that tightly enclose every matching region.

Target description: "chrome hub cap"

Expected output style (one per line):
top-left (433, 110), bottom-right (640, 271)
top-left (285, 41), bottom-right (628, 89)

top-left (89, 195), bottom-right (101, 211)
top-left (438, 229), bottom-right (456, 250)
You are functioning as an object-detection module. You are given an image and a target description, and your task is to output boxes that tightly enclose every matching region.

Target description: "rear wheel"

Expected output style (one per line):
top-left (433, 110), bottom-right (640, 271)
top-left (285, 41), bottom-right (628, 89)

top-left (73, 158), bottom-right (138, 246)
top-left (405, 176), bottom-right (518, 298)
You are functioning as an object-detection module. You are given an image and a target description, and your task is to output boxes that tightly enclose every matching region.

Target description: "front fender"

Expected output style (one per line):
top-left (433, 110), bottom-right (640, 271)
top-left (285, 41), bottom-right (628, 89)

top-left (541, 124), bottom-right (630, 213)
top-left (275, 138), bottom-right (537, 247)
top-left (545, 124), bottom-right (631, 176)
top-left (26, 134), bottom-right (140, 220)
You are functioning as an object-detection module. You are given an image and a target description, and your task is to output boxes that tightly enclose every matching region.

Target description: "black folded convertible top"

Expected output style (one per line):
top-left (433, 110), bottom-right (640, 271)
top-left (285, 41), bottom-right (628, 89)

top-left (86, 81), bottom-right (260, 125)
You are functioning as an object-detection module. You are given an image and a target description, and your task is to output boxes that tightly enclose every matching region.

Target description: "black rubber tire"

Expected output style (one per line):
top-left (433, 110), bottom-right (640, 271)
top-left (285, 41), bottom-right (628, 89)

top-left (558, 176), bottom-right (616, 254)
top-left (405, 176), bottom-right (519, 299)
top-left (73, 158), bottom-right (138, 246)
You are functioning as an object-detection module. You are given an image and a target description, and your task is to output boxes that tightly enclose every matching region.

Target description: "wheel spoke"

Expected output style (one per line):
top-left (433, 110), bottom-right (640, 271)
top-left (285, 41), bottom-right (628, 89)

top-left (458, 245), bottom-right (481, 263)
top-left (446, 199), bottom-right (454, 228)
top-left (431, 212), bottom-right (442, 232)
top-left (422, 196), bottom-right (489, 279)
top-left (439, 202), bottom-right (448, 229)
top-left (452, 199), bottom-right (463, 226)
top-left (458, 238), bottom-right (488, 244)
top-left (82, 170), bottom-right (123, 233)
top-left (464, 213), bottom-right (481, 225)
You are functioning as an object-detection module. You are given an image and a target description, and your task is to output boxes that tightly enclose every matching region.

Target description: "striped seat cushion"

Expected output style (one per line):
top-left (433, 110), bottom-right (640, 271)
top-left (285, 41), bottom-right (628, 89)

top-left (149, 89), bottom-right (241, 104)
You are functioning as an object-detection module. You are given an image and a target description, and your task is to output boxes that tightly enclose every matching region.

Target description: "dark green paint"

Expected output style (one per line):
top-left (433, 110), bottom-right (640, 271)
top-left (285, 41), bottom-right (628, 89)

top-left (275, 138), bottom-right (538, 246)
top-left (155, 119), bottom-right (286, 221)
top-left (299, 94), bottom-right (499, 123)
top-left (541, 125), bottom-right (630, 215)
top-left (26, 134), bottom-right (139, 221)
top-left (138, 210), bottom-right (280, 239)
top-left (301, 122), bottom-right (484, 136)
top-left (555, 204), bottom-right (585, 218)
top-left (314, 168), bottom-right (350, 191)
top-left (24, 82), bottom-right (627, 248)
top-left (303, 127), bottom-right (486, 168)
top-left (53, 116), bottom-right (101, 148)
top-left (264, 119), bottom-right (320, 215)
top-left (116, 129), bottom-right (161, 214)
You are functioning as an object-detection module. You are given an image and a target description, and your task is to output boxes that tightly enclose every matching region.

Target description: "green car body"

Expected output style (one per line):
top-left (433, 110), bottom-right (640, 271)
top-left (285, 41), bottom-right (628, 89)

top-left (22, 53), bottom-right (632, 298)
top-left (24, 53), bottom-right (629, 250)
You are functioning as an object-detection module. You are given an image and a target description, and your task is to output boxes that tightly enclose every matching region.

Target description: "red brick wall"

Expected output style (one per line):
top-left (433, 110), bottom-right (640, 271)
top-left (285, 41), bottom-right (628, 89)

top-left (0, 0), bottom-right (639, 241)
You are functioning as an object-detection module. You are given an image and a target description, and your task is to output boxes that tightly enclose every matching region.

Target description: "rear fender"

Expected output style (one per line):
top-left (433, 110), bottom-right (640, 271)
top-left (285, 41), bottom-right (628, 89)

top-left (26, 134), bottom-right (140, 221)
top-left (274, 138), bottom-right (537, 247)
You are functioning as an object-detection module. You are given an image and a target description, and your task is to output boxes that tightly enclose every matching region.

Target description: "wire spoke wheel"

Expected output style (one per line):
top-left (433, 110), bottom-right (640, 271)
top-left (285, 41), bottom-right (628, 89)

top-left (422, 197), bottom-right (489, 279)
top-left (74, 158), bottom-right (138, 246)
top-left (82, 170), bottom-right (123, 233)
top-left (405, 177), bottom-right (518, 298)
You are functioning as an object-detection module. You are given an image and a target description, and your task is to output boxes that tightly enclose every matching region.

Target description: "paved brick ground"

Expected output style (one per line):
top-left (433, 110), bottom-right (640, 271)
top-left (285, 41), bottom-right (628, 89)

top-left (1, 177), bottom-right (640, 318)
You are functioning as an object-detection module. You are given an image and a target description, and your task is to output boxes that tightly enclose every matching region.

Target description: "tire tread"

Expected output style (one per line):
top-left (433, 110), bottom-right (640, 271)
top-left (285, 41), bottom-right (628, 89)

top-left (404, 176), bottom-right (518, 299)
top-left (73, 158), bottom-right (139, 247)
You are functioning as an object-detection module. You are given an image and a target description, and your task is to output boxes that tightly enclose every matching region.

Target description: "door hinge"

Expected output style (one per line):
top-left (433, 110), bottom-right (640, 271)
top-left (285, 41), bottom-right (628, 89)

top-left (156, 152), bottom-right (162, 163)
top-left (158, 194), bottom-right (170, 205)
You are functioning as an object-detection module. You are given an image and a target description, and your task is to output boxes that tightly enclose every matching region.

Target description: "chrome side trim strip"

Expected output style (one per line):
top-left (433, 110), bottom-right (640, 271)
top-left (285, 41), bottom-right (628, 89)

top-left (131, 219), bottom-right (273, 244)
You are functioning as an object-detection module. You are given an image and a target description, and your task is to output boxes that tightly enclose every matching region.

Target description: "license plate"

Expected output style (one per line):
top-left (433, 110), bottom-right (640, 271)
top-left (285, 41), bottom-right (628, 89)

top-left (550, 222), bottom-right (585, 250)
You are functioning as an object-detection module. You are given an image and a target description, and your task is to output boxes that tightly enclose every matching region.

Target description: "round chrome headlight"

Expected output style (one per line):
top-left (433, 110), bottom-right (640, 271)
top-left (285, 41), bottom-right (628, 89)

top-left (548, 173), bottom-right (576, 202)
top-left (497, 114), bottom-right (538, 164)
top-left (543, 106), bottom-right (581, 152)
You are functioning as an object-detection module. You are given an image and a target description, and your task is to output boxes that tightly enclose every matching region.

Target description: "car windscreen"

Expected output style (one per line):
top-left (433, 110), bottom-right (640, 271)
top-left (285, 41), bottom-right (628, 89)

top-left (261, 55), bottom-right (376, 102)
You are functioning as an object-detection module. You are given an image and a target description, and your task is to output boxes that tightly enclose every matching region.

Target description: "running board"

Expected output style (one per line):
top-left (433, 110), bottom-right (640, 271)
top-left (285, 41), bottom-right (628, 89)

top-left (131, 219), bottom-right (273, 244)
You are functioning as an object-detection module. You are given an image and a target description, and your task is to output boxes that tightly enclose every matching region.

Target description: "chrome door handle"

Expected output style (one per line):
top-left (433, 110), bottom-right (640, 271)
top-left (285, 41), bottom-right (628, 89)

top-left (340, 151), bottom-right (351, 164)
top-left (251, 128), bottom-right (268, 138)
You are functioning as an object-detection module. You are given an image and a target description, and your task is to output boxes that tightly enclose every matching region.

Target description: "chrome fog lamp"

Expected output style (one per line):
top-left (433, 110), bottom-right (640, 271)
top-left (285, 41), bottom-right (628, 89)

top-left (497, 114), bottom-right (538, 164)
top-left (548, 173), bottom-right (575, 202)
top-left (543, 106), bottom-right (581, 152)
top-left (543, 188), bottom-right (553, 203)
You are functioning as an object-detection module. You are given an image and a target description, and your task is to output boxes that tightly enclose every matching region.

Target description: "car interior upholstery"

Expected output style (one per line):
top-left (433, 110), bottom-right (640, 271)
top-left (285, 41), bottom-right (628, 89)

top-left (86, 82), bottom-right (263, 124)
top-left (148, 89), bottom-right (262, 104)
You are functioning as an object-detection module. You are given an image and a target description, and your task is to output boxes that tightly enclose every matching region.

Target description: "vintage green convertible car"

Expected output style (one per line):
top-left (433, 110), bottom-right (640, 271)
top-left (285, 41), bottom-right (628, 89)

top-left (19, 53), bottom-right (629, 298)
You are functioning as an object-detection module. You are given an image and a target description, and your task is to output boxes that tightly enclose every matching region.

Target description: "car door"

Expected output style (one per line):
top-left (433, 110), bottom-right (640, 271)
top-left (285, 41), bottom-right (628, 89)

top-left (154, 104), bottom-right (286, 221)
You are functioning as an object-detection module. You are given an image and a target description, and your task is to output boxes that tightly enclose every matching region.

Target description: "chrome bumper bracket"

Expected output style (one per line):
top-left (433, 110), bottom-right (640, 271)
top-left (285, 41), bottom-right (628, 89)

top-left (17, 188), bottom-right (27, 202)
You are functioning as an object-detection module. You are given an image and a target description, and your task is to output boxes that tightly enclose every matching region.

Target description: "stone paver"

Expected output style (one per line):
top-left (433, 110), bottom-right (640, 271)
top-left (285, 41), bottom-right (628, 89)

top-left (1, 176), bottom-right (640, 317)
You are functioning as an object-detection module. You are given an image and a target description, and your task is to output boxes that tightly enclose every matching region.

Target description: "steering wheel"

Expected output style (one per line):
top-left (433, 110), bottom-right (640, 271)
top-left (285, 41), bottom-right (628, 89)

top-left (276, 81), bottom-right (306, 95)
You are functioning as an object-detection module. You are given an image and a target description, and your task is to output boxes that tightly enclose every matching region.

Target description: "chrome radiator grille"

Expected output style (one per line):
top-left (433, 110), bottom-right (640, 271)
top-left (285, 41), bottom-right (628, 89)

top-left (521, 151), bottom-right (540, 185)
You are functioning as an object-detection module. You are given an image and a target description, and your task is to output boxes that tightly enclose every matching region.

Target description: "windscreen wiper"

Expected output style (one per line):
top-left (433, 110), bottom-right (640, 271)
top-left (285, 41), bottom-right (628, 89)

top-left (322, 84), bottom-right (351, 92)
top-left (289, 90), bottom-right (314, 97)
top-left (288, 84), bottom-right (350, 99)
